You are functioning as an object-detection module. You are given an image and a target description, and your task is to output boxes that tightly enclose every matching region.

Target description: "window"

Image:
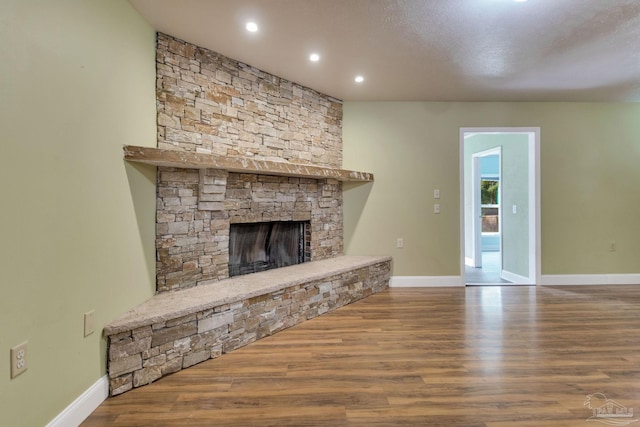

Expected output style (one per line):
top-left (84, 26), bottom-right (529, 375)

top-left (481, 178), bottom-right (499, 233)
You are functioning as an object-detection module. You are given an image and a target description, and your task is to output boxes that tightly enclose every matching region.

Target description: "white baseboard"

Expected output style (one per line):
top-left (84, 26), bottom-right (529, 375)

top-left (501, 270), bottom-right (533, 284)
top-left (47, 375), bottom-right (108, 427)
top-left (465, 257), bottom-right (474, 267)
top-left (390, 276), bottom-right (463, 287)
top-left (541, 274), bottom-right (640, 286)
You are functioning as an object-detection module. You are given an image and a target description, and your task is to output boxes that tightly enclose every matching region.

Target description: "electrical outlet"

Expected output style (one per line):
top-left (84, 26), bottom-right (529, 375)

top-left (84, 310), bottom-right (95, 337)
top-left (434, 204), bottom-right (440, 214)
top-left (10, 341), bottom-right (28, 379)
top-left (433, 189), bottom-right (440, 199)
top-left (396, 238), bottom-right (404, 248)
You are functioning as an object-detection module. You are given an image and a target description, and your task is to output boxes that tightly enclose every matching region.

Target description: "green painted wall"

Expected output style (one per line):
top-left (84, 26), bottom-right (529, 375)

top-left (1, 5), bottom-right (639, 422)
top-left (464, 134), bottom-right (529, 278)
top-left (0, 1), bottom-right (156, 425)
top-left (501, 138), bottom-right (529, 278)
top-left (343, 102), bottom-right (640, 277)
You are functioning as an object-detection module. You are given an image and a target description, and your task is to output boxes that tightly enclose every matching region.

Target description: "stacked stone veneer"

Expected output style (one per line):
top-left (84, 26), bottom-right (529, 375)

top-left (157, 168), bottom-right (342, 292)
top-left (107, 258), bottom-right (391, 395)
top-left (155, 33), bottom-right (346, 292)
top-left (156, 32), bottom-right (342, 167)
top-left (105, 33), bottom-right (389, 397)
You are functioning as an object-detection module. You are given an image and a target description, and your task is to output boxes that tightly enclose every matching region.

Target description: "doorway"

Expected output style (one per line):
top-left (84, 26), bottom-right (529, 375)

top-left (467, 148), bottom-right (507, 283)
top-left (459, 128), bottom-right (540, 286)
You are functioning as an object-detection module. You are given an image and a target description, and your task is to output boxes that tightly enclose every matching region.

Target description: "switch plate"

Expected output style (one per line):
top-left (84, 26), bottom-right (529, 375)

top-left (434, 204), bottom-right (440, 214)
top-left (512, 204), bottom-right (517, 214)
top-left (433, 189), bottom-right (440, 199)
top-left (84, 310), bottom-right (95, 337)
top-left (609, 241), bottom-right (617, 252)
top-left (10, 341), bottom-right (28, 379)
top-left (396, 238), bottom-right (404, 248)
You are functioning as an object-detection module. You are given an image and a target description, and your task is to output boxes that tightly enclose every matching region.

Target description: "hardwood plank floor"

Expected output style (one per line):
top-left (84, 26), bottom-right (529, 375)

top-left (83, 286), bottom-right (640, 426)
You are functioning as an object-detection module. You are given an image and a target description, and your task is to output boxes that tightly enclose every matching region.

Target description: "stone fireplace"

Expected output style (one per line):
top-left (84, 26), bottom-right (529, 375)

top-left (156, 168), bottom-right (342, 292)
top-left (153, 32), bottom-right (346, 293)
top-left (104, 33), bottom-right (390, 396)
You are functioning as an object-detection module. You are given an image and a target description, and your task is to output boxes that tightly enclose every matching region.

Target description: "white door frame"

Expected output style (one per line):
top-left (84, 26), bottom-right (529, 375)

top-left (459, 127), bottom-right (541, 285)
top-left (471, 147), bottom-right (502, 269)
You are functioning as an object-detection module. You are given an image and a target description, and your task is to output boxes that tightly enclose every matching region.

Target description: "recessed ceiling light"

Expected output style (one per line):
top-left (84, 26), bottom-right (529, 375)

top-left (246, 22), bottom-right (258, 32)
top-left (513, 0), bottom-right (527, 2)
top-left (309, 53), bottom-right (320, 62)
top-left (354, 75), bottom-right (364, 83)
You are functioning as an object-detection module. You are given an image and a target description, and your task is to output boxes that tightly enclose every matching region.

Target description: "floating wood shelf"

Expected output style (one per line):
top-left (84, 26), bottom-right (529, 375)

top-left (123, 145), bottom-right (374, 182)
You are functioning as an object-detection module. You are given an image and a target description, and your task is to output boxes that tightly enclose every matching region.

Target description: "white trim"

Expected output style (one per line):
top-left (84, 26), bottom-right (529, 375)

top-left (46, 375), bottom-right (108, 427)
top-left (530, 130), bottom-right (542, 285)
top-left (470, 147), bottom-right (502, 267)
top-left (472, 154), bottom-right (482, 267)
top-left (460, 127), bottom-right (541, 286)
top-left (465, 257), bottom-right (474, 267)
top-left (459, 129), bottom-right (466, 285)
top-left (467, 282), bottom-right (514, 286)
top-left (541, 274), bottom-right (640, 286)
top-left (501, 269), bottom-right (533, 284)
top-left (390, 276), bottom-right (464, 287)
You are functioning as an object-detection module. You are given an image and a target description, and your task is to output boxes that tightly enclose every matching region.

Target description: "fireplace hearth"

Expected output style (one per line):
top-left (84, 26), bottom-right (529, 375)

top-left (104, 34), bottom-right (389, 397)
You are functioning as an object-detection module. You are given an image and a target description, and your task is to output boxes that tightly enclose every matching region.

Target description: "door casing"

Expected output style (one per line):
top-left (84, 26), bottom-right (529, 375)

top-left (471, 147), bottom-right (502, 269)
top-left (459, 127), bottom-right (541, 285)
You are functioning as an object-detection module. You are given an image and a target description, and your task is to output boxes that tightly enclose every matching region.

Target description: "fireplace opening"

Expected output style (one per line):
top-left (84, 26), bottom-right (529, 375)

top-left (228, 221), bottom-right (310, 277)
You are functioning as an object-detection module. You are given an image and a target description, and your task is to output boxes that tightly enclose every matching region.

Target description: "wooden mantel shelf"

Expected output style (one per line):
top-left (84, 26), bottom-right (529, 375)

top-left (123, 145), bottom-right (374, 182)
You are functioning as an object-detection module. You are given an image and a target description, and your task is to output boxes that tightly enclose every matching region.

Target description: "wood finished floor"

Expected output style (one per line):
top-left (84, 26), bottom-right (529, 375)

top-left (83, 286), bottom-right (640, 426)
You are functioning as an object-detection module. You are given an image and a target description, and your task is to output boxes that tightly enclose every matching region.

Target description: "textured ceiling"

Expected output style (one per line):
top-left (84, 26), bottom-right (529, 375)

top-left (129, 0), bottom-right (640, 102)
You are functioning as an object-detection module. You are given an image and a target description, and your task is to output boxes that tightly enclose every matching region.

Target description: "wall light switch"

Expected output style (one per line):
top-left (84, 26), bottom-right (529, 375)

top-left (84, 310), bottom-right (95, 337)
top-left (396, 238), bottom-right (404, 248)
top-left (512, 204), bottom-right (517, 214)
top-left (434, 204), bottom-right (440, 214)
top-left (433, 189), bottom-right (440, 199)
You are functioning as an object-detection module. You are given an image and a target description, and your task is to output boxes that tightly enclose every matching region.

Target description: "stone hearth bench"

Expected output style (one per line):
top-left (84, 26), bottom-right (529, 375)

top-left (104, 255), bottom-right (391, 396)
